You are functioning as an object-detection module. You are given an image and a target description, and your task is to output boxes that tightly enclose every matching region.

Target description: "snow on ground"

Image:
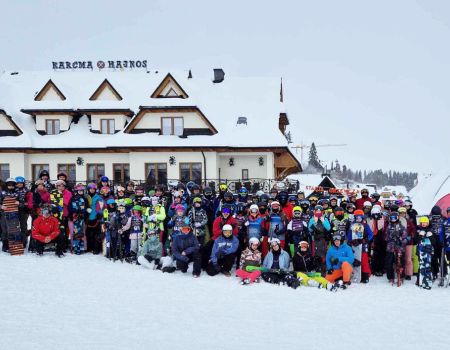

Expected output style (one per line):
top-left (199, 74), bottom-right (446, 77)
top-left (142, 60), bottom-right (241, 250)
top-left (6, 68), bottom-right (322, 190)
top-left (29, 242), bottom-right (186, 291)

top-left (0, 252), bottom-right (449, 350)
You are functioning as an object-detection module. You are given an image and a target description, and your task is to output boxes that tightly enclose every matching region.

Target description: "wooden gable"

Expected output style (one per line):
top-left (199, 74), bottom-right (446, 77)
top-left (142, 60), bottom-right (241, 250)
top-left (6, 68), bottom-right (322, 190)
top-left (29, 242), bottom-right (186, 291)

top-left (89, 79), bottom-right (123, 101)
top-left (0, 110), bottom-right (23, 136)
top-left (34, 79), bottom-right (66, 101)
top-left (150, 73), bottom-right (189, 99)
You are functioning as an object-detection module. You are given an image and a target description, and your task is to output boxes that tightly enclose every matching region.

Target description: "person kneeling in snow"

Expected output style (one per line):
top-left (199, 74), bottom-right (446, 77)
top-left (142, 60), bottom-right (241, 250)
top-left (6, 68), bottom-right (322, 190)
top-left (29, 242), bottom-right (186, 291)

top-left (32, 204), bottom-right (65, 257)
top-left (261, 238), bottom-right (292, 285)
top-left (172, 221), bottom-right (201, 277)
top-left (293, 241), bottom-right (333, 289)
top-left (207, 224), bottom-right (239, 277)
top-left (138, 228), bottom-right (162, 269)
top-left (325, 234), bottom-right (354, 288)
top-left (236, 237), bottom-right (262, 285)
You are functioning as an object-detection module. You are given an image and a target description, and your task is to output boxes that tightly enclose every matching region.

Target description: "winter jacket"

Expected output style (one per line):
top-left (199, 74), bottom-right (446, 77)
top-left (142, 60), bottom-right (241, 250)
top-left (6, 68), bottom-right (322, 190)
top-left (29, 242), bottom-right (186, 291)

top-left (32, 215), bottom-right (60, 243)
top-left (239, 247), bottom-right (262, 269)
top-left (50, 189), bottom-right (72, 218)
top-left (293, 251), bottom-right (319, 273)
top-left (439, 218), bottom-right (450, 252)
top-left (355, 196), bottom-right (371, 210)
top-left (287, 217), bottom-right (309, 244)
top-left (172, 232), bottom-right (200, 262)
top-left (88, 193), bottom-right (103, 221)
top-left (211, 235), bottom-right (239, 264)
top-left (31, 189), bottom-right (51, 211)
top-left (68, 195), bottom-right (88, 220)
top-left (247, 215), bottom-right (265, 241)
top-left (188, 207), bottom-right (208, 236)
top-left (139, 236), bottom-right (162, 259)
top-left (15, 188), bottom-right (30, 213)
top-left (308, 216), bottom-right (331, 240)
top-left (264, 212), bottom-right (287, 241)
top-left (282, 203), bottom-right (294, 221)
top-left (212, 216), bottom-right (239, 240)
top-left (384, 222), bottom-right (409, 253)
top-left (326, 242), bottom-right (354, 270)
top-left (144, 204), bottom-right (166, 231)
top-left (262, 250), bottom-right (290, 271)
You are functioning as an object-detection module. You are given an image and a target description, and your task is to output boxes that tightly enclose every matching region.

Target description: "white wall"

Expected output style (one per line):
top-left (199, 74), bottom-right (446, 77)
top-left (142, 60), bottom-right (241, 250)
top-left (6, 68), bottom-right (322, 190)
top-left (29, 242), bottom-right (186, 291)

top-left (218, 152), bottom-right (273, 180)
top-left (135, 111), bottom-right (210, 129)
top-left (35, 115), bottom-right (72, 131)
top-left (0, 153), bottom-right (25, 178)
top-left (0, 114), bottom-right (15, 130)
top-left (39, 85), bottom-right (64, 101)
top-left (90, 115), bottom-right (127, 131)
top-left (94, 85), bottom-right (120, 100)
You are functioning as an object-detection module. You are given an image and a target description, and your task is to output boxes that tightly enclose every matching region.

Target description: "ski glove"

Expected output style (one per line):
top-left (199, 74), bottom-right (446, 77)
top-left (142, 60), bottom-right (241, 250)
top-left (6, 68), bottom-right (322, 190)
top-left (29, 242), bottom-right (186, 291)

top-left (216, 251), bottom-right (224, 259)
top-left (353, 259), bottom-right (361, 267)
top-left (327, 269), bottom-right (334, 275)
top-left (330, 258), bottom-right (339, 266)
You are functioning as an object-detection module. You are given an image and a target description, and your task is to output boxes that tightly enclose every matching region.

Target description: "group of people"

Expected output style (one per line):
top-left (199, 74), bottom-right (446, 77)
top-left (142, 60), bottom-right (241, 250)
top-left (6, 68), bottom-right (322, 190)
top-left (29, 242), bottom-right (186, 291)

top-left (1, 170), bottom-right (450, 291)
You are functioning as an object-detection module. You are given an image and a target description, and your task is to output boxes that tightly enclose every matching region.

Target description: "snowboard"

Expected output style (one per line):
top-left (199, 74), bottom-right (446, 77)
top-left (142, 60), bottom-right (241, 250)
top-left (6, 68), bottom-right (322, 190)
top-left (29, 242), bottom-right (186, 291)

top-left (418, 242), bottom-right (433, 289)
top-left (72, 213), bottom-right (85, 255)
top-left (351, 244), bottom-right (362, 284)
top-left (3, 196), bottom-right (24, 255)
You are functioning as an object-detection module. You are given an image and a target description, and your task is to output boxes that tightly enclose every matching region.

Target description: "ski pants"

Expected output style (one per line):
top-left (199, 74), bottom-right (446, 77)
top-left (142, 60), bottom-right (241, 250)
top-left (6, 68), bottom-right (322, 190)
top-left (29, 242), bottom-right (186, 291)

top-left (35, 232), bottom-right (64, 255)
top-left (176, 251), bottom-right (201, 275)
top-left (371, 233), bottom-right (387, 275)
top-left (405, 245), bottom-right (413, 277)
top-left (206, 253), bottom-right (236, 276)
top-left (431, 240), bottom-right (442, 278)
top-left (201, 239), bottom-right (214, 269)
top-left (297, 272), bottom-right (329, 288)
top-left (236, 269), bottom-right (261, 283)
top-left (325, 262), bottom-right (353, 283)
top-left (18, 211), bottom-right (29, 247)
top-left (385, 251), bottom-right (405, 281)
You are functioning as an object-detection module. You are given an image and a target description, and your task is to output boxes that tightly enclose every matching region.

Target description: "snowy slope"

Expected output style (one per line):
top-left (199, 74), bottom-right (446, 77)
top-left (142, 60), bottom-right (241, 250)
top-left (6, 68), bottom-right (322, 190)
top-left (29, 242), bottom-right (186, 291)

top-left (0, 253), bottom-right (448, 350)
top-left (410, 171), bottom-right (450, 213)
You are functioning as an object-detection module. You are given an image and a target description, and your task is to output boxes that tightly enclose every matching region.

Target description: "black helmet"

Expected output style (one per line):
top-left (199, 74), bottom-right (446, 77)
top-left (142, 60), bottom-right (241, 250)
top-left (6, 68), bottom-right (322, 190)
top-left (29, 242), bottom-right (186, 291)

top-left (203, 186), bottom-right (213, 196)
top-left (277, 191), bottom-right (289, 205)
top-left (224, 192), bottom-right (234, 202)
top-left (431, 206), bottom-right (442, 216)
top-left (260, 194), bottom-right (269, 203)
top-left (39, 170), bottom-right (49, 178)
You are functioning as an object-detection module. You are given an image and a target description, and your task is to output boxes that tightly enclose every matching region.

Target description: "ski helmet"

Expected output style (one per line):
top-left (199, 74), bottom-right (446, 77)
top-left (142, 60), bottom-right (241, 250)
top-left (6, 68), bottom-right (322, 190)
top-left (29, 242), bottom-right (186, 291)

top-left (39, 170), bottom-right (49, 178)
top-left (100, 176), bottom-right (109, 183)
top-left (219, 183), bottom-right (228, 192)
top-left (74, 183), bottom-right (85, 191)
top-left (5, 178), bottom-right (16, 185)
top-left (15, 176), bottom-right (26, 184)
top-left (419, 216), bottom-right (430, 225)
top-left (203, 186), bottom-right (213, 197)
top-left (106, 199), bottom-right (116, 206)
top-left (269, 238), bottom-right (281, 247)
top-left (248, 237), bottom-right (260, 247)
top-left (222, 224), bottom-right (233, 237)
top-left (87, 183), bottom-right (97, 190)
top-left (277, 191), bottom-right (289, 205)
top-left (431, 206), bottom-right (442, 216)
top-left (389, 212), bottom-right (399, 222)
top-left (221, 205), bottom-right (232, 215)
top-left (224, 192), bottom-right (234, 202)
top-left (298, 241), bottom-right (309, 250)
top-left (238, 187), bottom-right (248, 198)
top-left (249, 204), bottom-right (259, 213)
top-left (259, 193), bottom-right (269, 203)
top-left (132, 205), bottom-right (142, 212)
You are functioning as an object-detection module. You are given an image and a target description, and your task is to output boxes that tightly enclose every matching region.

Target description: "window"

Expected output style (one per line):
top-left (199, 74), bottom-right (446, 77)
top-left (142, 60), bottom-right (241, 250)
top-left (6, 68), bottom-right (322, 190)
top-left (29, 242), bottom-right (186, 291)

top-left (242, 169), bottom-right (249, 180)
top-left (32, 164), bottom-right (49, 180)
top-left (0, 164), bottom-right (10, 181)
top-left (57, 164), bottom-right (76, 183)
top-left (161, 117), bottom-right (183, 136)
top-left (113, 163), bottom-right (130, 184)
top-left (87, 164), bottom-right (105, 182)
top-left (145, 163), bottom-right (167, 187)
top-left (180, 163), bottom-right (202, 184)
top-left (45, 119), bottom-right (60, 135)
top-left (100, 119), bottom-right (115, 134)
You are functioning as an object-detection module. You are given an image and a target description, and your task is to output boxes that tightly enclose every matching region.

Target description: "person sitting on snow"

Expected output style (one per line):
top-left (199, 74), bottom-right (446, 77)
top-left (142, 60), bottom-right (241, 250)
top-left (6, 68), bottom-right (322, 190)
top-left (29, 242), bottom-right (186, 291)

top-left (207, 224), bottom-right (239, 277)
top-left (235, 237), bottom-right (262, 285)
top-left (138, 228), bottom-right (162, 269)
top-left (31, 204), bottom-right (65, 257)
top-left (172, 221), bottom-right (201, 277)
top-left (325, 234), bottom-right (355, 288)
top-left (261, 238), bottom-right (291, 285)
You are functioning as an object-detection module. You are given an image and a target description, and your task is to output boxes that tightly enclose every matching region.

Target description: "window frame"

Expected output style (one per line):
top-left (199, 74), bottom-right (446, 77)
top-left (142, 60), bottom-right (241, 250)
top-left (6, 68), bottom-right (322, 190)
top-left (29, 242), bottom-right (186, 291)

top-left (86, 163), bottom-right (105, 182)
top-left (113, 163), bottom-right (130, 185)
top-left (45, 119), bottom-right (60, 135)
top-left (57, 163), bottom-right (76, 182)
top-left (100, 119), bottom-right (115, 135)
top-left (160, 116), bottom-right (184, 136)
top-left (145, 163), bottom-right (168, 186)
top-left (179, 162), bottom-right (202, 184)
top-left (0, 163), bottom-right (10, 181)
top-left (32, 164), bottom-right (49, 181)
top-left (242, 169), bottom-right (249, 180)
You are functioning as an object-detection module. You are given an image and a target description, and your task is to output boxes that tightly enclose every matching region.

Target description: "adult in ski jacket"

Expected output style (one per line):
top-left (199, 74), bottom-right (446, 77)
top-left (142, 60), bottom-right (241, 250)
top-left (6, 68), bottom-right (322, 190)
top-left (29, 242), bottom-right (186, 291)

top-left (262, 239), bottom-right (290, 271)
top-left (172, 224), bottom-right (201, 276)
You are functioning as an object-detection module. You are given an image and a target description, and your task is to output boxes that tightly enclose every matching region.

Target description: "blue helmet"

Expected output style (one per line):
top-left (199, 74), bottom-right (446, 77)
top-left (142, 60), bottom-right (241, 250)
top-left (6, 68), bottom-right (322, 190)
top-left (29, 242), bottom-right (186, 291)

top-left (15, 176), bottom-right (26, 184)
top-left (100, 176), bottom-right (109, 182)
top-left (238, 187), bottom-right (248, 197)
top-left (106, 199), bottom-right (116, 206)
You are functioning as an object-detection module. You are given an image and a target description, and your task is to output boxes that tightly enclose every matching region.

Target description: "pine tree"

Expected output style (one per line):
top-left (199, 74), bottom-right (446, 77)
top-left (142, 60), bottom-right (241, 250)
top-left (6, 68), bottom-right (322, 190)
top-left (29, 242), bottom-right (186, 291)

top-left (335, 160), bottom-right (341, 174)
top-left (308, 142), bottom-right (322, 171)
top-left (284, 131), bottom-right (293, 144)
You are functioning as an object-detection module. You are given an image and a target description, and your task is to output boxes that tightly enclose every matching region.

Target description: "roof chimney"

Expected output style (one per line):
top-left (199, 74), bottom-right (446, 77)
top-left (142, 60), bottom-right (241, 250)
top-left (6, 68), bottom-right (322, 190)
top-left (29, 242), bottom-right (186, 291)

top-left (213, 68), bottom-right (225, 83)
top-left (278, 113), bottom-right (289, 134)
top-left (188, 70), bottom-right (192, 79)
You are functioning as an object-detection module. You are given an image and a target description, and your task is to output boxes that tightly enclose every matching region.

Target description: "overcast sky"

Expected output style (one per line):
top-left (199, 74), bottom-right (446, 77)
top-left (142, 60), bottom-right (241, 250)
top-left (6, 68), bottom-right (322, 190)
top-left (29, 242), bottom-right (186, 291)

top-left (1, 0), bottom-right (449, 174)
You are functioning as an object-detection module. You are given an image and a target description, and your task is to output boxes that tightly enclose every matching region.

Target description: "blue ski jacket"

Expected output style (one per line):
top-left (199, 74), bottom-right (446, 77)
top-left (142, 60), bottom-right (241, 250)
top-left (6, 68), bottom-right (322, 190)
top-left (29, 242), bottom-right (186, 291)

top-left (326, 242), bottom-right (354, 270)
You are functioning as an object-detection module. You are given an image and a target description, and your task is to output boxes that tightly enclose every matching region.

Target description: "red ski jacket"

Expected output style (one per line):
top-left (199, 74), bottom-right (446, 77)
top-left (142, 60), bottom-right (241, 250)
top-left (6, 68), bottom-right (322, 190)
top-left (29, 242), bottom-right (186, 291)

top-left (32, 215), bottom-right (60, 243)
top-left (212, 216), bottom-right (239, 240)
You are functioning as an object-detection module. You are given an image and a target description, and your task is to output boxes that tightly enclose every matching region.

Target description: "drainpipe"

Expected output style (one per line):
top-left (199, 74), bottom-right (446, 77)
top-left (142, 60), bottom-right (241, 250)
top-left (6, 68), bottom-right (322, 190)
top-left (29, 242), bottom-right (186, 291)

top-left (201, 151), bottom-right (207, 186)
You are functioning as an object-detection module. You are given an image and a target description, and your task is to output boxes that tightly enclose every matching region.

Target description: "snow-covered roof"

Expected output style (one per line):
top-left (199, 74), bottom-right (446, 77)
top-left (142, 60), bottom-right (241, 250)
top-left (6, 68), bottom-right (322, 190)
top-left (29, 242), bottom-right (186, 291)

top-left (0, 70), bottom-right (293, 151)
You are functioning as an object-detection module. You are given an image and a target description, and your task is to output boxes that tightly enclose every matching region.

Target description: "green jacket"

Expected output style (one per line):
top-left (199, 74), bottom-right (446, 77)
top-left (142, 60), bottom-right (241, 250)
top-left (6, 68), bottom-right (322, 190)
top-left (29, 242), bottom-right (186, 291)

top-left (140, 236), bottom-right (162, 259)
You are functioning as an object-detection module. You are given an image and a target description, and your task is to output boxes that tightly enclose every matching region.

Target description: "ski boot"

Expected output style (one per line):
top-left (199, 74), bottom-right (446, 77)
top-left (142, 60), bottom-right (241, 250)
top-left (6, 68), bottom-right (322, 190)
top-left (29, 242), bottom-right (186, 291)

top-left (240, 278), bottom-right (251, 285)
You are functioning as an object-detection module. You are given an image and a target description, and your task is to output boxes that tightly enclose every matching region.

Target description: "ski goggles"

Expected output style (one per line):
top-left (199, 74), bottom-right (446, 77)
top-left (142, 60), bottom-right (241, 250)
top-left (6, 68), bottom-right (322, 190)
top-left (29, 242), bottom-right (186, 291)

top-left (181, 226), bottom-right (191, 234)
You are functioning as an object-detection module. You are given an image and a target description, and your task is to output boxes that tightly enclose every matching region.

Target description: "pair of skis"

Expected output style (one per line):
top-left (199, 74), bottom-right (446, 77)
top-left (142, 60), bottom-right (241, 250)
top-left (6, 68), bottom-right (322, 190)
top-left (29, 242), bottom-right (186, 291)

top-left (438, 248), bottom-right (449, 287)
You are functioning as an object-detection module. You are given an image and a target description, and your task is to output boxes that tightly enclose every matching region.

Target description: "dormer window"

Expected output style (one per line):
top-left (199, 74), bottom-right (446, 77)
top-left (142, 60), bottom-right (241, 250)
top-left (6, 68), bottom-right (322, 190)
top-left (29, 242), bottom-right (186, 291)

top-left (100, 119), bottom-right (115, 134)
top-left (45, 119), bottom-right (60, 135)
top-left (161, 117), bottom-right (183, 136)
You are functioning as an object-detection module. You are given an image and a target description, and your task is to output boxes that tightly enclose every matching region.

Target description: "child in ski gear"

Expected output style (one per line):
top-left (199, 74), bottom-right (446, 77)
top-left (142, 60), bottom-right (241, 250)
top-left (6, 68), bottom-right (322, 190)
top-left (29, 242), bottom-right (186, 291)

top-left (325, 234), bottom-right (354, 287)
top-left (246, 204), bottom-right (264, 242)
top-left (127, 205), bottom-right (144, 263)
top-left (31, 204), bottom-right (65, 257)
top-left (416, 216), bottom-right (434, 290)
top-left (172, 221), bottom-right (201, 277)
top-left (188, 197), bottom-right (208, 245)
top-left (347, 209), bottom-right (373, 283)
top-left (287, 206), bottom-right (309, 255)
top-left (384, 212), bottom-right (409, 284)
top-left (167, 204), bottom-right (189, 244)
top-left (207, 224), bottom-right (239, 276)
top-left (398, 206), bottom-right (416, 280)
top-left (236, 237), bottom-right (262, 284)
top-left (293, 241), bottom-right (331, 289)
top-left (138, 228), bottom-right (163, 269)
top-left (262, 201), bottom-right (287, 258)
top-left (68, 184), bottom-right (87, 255)
top-left (107, 201), bottom-right (131, 261)
top-left (330, 206), bottom-right (349, 241)
top-left (308, 205), bottom-right (331, 273)
top-left (261, 238), bottom-right (292, 285)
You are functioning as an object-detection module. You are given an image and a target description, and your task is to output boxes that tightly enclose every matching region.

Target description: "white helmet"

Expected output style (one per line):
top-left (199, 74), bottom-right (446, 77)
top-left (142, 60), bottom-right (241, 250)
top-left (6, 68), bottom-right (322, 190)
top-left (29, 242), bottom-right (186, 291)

top-left (222, 224), bottom-right (233, 231)
top-left (363, 201), bottom-right (372, 208)
top-left (249, 204), bottom-right (259, 212)
top-left (248, 237), bottom-right (260, 246)
top-left (269, 238), bottom-right (281, 246)
top-left (371, 205), bottom-right (382, 215)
